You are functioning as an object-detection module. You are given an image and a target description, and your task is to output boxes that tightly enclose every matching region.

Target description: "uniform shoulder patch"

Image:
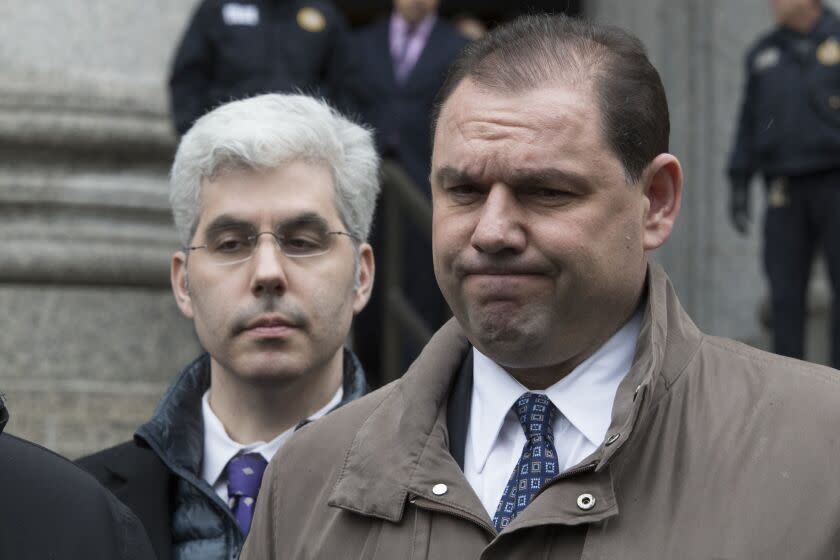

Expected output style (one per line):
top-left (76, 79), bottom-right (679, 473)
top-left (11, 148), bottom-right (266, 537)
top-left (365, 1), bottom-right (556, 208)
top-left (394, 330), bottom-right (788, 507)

top-left (816, 37), bottom-right (840, 66)
top-left (297, 7), bottom-right (326, 32)
top-left (753, 46), bottom-right (780, 72)
top-left (222, 2), bottom-right (260, 26)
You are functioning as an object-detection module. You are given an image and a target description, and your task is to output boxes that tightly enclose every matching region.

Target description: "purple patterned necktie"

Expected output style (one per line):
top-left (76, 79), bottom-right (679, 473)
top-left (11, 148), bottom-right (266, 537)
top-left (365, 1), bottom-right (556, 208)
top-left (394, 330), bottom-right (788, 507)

top-left (225, 452), bottom-right (268, 535)
top-left (493, 393), bottom-right (561, 532)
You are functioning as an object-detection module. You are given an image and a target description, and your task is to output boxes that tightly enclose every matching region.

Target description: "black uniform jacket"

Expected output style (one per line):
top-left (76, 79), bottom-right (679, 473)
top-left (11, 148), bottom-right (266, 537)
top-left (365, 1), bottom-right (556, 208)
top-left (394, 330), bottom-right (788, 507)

top-left (729, 8), bottom-right (840, 185)
top-left (169, 0), bottom-right (360, 134)
top-left (0, 398), bottom-right (155, 560)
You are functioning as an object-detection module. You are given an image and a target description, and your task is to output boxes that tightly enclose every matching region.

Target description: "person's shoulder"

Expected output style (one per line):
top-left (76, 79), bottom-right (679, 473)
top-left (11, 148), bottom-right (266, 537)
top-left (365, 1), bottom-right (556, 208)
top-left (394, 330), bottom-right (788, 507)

top-left (0, 434), bottom-right (156, 558)
top-left (700, 335), bottom-right (840, 418)
top-left (745, 27), bottom-right (781, 63)
top-left (355, 17), bottom-right (389, 40)
top-left (77, 439), bottom-right (163, 483)
top-left (0, 433), bottom-right (127, 512)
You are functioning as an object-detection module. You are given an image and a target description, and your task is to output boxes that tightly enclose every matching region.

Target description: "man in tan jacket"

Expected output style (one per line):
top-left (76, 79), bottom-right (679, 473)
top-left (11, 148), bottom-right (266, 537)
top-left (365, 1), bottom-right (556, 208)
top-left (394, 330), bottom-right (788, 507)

top-left (242, 14), bottom-right (840, 559)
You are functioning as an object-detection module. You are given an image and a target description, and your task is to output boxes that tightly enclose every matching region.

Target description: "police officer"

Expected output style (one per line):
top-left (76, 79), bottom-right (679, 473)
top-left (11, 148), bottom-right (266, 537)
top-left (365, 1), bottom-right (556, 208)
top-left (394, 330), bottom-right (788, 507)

top-left (169, 0), bottom-right (360, 135)
top-left (728, 0), bottom-right (840, 368)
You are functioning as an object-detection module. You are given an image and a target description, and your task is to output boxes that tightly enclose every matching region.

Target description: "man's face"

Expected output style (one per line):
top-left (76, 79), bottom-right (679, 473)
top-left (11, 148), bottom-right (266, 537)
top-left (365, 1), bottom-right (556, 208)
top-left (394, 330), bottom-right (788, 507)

top-left (431, 79), bottom-right (652, 374)
top-left (171, 161), bottom-right (373, 384)
top-left (394, 0), bottom-right (439, 25)
top-left (770, 0), bottom-right (814, 25)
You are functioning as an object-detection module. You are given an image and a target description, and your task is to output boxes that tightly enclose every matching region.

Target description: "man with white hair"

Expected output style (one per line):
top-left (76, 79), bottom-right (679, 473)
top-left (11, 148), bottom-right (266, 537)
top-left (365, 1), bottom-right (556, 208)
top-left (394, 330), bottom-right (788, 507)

top-left (79, 93), bottom-right (379, 560)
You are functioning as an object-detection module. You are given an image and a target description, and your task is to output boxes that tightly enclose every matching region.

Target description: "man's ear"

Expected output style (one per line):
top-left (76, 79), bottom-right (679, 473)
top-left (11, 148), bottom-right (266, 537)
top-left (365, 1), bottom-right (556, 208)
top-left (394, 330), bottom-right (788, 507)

top-left (171, 251), bottom-right (195, 319)
top-left (352, 243), bottom-right (375, 314)
top-left (641, 153), bottom-right (683, 251)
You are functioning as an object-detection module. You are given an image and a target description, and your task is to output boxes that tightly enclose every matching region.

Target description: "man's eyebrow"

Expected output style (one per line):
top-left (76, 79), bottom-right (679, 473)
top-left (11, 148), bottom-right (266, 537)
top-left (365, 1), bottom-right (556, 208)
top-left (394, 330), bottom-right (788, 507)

top-left (506, 168), bottom-right (591, 190)
top-left (277, 212), bottom-right (330, 230)
top-left (433, 166), bottom-right (476, 186)
top-left (433, 165), bottom-right (590, 190)
top-left (202, 212), bottom-right (331, 237)
top-left (203, 215), bottom-right (254, 237)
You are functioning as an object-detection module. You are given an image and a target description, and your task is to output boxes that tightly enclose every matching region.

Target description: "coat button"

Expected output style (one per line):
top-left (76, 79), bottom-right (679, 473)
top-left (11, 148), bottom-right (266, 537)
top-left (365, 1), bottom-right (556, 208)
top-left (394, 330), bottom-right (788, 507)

top-left (606, 433), bottom-right (620, 446)
top-left (432, 483), bottom-right (448, 496)
top-left (577, 493), bottom-right (596, 511)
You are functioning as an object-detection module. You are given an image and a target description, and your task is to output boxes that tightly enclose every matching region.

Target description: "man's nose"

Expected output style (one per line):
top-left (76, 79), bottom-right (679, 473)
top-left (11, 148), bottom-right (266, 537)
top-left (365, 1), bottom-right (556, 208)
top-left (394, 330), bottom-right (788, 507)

top-left (249, 234), bottom-right (289, 296)
top-left (470, 184), bottom-right (527, 254)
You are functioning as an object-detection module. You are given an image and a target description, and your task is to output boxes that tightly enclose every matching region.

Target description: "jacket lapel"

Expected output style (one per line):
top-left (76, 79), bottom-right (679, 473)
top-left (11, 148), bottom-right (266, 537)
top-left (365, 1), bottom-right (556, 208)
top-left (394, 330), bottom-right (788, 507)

top-left (104, 444), bottom-right (174, 560)
top-left (328, 320), bottom-right (486, 523)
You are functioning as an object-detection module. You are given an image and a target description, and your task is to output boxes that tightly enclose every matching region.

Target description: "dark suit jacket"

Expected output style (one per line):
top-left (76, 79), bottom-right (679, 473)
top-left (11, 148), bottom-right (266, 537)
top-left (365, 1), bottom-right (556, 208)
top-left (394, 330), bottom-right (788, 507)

top-left (354, 18), bottom-right (468, 194)
top-left (78, 441), bottom-right (174, 560)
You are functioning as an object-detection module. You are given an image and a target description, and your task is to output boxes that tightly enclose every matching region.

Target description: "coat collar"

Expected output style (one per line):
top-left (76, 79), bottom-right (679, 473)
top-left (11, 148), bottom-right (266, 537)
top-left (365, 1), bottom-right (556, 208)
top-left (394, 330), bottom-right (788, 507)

top-left (136, 347), bottom-right (368, 475)
top-left (329, 262), bottom-right (704, 529)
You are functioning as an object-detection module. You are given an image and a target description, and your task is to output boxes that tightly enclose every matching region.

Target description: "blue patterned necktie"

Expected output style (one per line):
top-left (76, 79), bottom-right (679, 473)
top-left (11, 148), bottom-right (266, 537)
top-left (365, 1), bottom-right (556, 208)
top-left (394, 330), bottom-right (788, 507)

top-left (225, 452), bottom-right (268, 535)
top-left (493, 392), bottom-right (561, 532)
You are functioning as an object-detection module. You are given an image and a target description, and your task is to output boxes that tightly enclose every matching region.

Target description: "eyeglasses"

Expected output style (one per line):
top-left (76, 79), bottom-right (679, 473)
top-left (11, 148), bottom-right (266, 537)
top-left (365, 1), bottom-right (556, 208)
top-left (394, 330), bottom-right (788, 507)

top-left (186, 224), bottom-right (358, 266)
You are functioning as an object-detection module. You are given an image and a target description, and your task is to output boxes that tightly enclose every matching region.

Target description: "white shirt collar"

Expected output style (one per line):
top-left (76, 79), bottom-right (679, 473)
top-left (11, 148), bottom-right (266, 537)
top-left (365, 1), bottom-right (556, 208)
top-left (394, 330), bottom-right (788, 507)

top-left (469, 311), bottom-right (642, 473)
top-left (200, 385), bottom-right (343, 489)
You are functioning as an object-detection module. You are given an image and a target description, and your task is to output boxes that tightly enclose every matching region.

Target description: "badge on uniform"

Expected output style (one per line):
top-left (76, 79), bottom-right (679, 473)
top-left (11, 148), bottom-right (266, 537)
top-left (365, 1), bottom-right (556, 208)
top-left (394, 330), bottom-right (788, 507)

top-left (754, 47), bottom-right (780, 72)
top-left (767, 177), bottom-right (789, 208)
top-left (816, 38), bottom-right (840, 66)
top-left (297, 7), bottom-right (326, 32)
top-left (222, 3), bottom-right (259, 26)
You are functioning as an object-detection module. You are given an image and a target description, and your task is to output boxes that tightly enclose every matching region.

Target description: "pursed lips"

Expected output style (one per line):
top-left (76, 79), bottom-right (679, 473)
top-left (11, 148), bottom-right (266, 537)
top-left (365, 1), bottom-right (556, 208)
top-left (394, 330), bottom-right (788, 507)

top-left (241, 315), bottom-right (297, 337)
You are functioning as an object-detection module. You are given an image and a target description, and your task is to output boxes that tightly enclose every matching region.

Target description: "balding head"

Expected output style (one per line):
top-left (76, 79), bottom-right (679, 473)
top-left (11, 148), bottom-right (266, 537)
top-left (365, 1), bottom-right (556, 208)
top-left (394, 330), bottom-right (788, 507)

top-left (432, 14), bottom-right (670, 183)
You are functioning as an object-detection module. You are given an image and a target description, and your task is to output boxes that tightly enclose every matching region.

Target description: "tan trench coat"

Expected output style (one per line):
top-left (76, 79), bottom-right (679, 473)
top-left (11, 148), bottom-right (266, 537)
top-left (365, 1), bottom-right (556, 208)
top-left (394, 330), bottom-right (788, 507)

top-left (242, 263), bottom-right (840, 559)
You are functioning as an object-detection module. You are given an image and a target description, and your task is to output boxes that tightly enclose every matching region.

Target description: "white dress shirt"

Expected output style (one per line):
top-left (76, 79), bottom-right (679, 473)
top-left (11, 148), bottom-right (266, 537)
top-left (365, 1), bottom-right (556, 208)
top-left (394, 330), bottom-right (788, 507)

top-left (201, 386), bottom-right (343, 503)
top-left (464, 312), bottom-right (642, 519)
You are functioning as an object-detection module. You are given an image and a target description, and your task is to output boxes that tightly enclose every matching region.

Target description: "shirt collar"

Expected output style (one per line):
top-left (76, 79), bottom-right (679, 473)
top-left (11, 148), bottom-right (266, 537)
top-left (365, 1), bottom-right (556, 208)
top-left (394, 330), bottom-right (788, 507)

top-left (200, 385), bottom-right (343, 488)
top-left (469, 310), bottom-right (642, 473)
top-left (390, 11), bottom-right (437, 42)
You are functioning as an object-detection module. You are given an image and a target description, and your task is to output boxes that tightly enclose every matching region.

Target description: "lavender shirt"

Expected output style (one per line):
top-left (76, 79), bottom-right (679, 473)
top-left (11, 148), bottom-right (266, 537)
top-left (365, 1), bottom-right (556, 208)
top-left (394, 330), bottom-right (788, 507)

top-left (390, 11), bottom-right (437, 84)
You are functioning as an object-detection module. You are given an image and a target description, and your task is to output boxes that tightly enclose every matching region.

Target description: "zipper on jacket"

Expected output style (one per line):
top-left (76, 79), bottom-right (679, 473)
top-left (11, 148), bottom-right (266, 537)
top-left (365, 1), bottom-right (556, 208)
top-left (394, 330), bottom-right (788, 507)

top-left (409, 495), bottom-right (497, 538)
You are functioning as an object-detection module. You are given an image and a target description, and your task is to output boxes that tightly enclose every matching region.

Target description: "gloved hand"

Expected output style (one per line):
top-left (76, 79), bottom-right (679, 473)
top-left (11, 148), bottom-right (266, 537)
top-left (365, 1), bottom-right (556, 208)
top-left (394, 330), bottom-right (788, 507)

top-left (729, 180), bottom-right (750, 235)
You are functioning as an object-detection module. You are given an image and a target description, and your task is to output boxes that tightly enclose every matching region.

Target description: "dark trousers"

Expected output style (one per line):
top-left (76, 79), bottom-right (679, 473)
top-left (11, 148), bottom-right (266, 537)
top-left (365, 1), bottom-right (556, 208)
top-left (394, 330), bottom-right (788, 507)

top-left (763, 170), bottom-right (840, 368)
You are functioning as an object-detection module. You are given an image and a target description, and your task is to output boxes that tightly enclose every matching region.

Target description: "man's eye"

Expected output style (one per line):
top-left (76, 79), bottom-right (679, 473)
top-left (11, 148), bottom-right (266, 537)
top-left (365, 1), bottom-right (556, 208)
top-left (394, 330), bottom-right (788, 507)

top-left (285, 236), bottom-right (321, 249)
top-left (523, 187), bottom-right (571, 201)
top-left (448, 184), bottom-right (483, 201)
top-left (213, 238), bottom-right (248, 253)
top-left (282, 235), bottom-right (327, 255)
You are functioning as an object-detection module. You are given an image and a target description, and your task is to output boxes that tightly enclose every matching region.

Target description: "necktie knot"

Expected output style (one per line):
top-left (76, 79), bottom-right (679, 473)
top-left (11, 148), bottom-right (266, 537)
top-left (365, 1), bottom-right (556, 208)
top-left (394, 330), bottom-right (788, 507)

top-left (515, 393), bottom-right (557, 443)
top-left (225, 452), bottom-right (268, 534)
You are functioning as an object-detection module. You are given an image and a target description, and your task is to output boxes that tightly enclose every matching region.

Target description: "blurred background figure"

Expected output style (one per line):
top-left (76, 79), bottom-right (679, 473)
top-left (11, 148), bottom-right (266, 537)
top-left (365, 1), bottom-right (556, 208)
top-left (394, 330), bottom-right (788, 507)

top-left (168, 0), bottom-right (360, 135)
top-left (453, 13), bottom-right (488, 41)
top-left (352, 0), bottom-right (469, 384)
top-left (728, 0), bottom-right (840, 368)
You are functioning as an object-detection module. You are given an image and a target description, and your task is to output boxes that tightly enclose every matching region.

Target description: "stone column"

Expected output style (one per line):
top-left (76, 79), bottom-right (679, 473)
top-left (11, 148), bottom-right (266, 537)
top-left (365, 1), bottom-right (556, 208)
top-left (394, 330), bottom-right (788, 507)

top-left (0, 1), bottom-right (203, 457)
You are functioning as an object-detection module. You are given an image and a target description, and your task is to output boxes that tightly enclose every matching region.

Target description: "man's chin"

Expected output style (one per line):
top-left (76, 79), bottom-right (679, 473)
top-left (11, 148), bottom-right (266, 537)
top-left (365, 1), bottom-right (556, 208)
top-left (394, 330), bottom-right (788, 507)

top-left (232, 354), bottom-right (307, 383)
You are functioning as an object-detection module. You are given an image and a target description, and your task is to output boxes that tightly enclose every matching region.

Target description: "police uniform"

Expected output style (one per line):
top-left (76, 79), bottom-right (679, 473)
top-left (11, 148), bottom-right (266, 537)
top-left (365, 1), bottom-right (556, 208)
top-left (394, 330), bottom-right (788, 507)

top-left (728, 8), bottom-right (840, 368)
top-left (169, 0), bottom-right (360, 134)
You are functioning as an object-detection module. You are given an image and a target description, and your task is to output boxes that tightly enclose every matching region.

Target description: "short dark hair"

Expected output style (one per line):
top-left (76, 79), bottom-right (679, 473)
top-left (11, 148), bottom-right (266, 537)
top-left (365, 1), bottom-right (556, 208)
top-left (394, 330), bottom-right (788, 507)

top-left (431, 14), bottom-right (670, 183)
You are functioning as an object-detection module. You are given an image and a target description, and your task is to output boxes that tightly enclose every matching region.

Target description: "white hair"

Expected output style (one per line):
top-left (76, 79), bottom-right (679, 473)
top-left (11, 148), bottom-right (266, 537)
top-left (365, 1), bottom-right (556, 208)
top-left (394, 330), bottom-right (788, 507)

top-left (170, 93), bottom-right (380, 248)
